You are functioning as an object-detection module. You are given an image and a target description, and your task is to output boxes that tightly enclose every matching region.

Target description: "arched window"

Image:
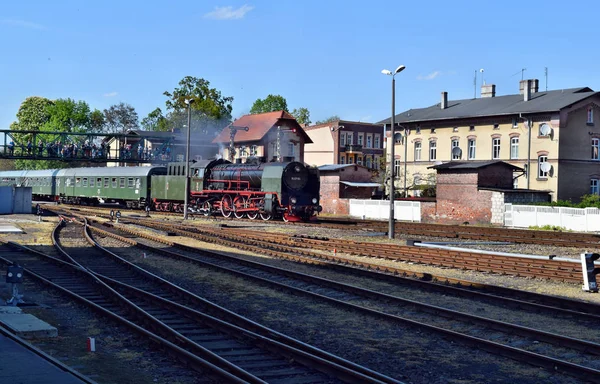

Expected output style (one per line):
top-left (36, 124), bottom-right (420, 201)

top-left (538, 155), bottom-right (549, 179)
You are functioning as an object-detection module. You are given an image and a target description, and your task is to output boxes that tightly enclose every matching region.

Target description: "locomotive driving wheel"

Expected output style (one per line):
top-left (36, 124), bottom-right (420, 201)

top-left (260, 211), bottom-right (272, 221)
top-left (233, 196), bottom-right (247, 219)
top-left (220, 195), bottom-right (233, 218)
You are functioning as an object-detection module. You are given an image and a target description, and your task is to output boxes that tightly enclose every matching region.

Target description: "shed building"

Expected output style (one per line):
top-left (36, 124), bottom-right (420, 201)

top-left (318, 164), bottom-right (380, 215)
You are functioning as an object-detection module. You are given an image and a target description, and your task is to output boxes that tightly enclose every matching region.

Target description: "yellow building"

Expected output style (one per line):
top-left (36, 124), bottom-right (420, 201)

top-left (379, 79), bottom-right (600, 202)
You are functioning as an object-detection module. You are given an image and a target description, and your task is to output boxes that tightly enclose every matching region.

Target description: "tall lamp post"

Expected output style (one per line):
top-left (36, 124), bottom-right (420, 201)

top-left (183, 98), bottom-right (195, 220)
top-left (382, 64), bottom-right (406, 240)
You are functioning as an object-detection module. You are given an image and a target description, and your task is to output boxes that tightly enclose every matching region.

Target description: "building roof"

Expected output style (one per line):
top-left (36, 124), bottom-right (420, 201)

top-left (304, 120), bottom-right (381, 131)
top-left (212, 111), bottom-right (312, 144)
top-left (377, 87), bottom-right (597, 124)
top-left (428, 160), bottom-right (523, 171)
top-left (318, 164), bottom-right (358, 171)
top-left (340, 181), bottom-right (381, 188)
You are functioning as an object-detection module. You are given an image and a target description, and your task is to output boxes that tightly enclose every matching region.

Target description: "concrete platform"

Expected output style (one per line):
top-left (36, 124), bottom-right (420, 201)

top-left (0, 223), bottom-right (23, 233)
top-left (0, 326), bottom-right (92, 384)
top-left (0, 306), bottom-right (58, 338)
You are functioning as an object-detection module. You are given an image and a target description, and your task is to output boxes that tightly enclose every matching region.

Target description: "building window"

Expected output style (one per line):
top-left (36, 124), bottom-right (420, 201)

top-left (374, 156), bottom-right (380, 170)
top-left (591, 179), bottom-right (599, 195)
top-left (468, 139), bottom-right (476, 160)
top-left (429, 141), bottom-right (437, 161)
top-left (593, 138), bottom-right (599, 160)
top-left (250, 145), bottom-right (257, 156)
top-left (538, 155), bottom-right (549, 179)
top-left (340, 155), bottom-right (345, 164)
top-left (357, 156), bottom-right (363, 165)
top-left (453, 127), bottom-right (459, 132)
top-left (394, 132), bottom-right (402, 144)
top-left (346, 132), bottom-right (353, 145)
top-left (493, 124), bottom-right (499, 130)
top-left (512, 118), bottom-right (519, 128)
top-left (451, 139), bottom-right (460, 160)
top-left (430, 128), bottom-right (436, 134)
top-left (288, 143), bottom-right (295, 156)
top-left (492, 138), bottom-right (501, 159)
top-left (340, 133), bottom-right (346, 147)
top-left (374, 135), bottom-right (380, 148)
top-left (469, 125), bottom-right (475, 131)
top-left (414, 141), bottom-right (422, 161)
top-left (416, 125), bottom-right (421, 134)
top-left (366, 157), bottom-right (372, 168)
top-left (588, 107), bottom-right (594, 124)
top-left (510, 137), bottom-right (519, 159)
top-left (394, 159), bottom-right (401, 177)
top-left (357, 133), bottom-right (364, 146)
top-left (366, 135), bottom-right (372, 148)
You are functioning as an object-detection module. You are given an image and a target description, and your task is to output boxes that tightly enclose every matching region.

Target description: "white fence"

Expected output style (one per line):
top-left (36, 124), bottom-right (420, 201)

top-left (349, 199), bottom-right (421, 222)
top-left (505, 204), bottom-right (600, 232)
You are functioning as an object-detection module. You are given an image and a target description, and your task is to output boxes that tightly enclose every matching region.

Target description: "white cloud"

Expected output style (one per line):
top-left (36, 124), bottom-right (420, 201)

top-left (417, 71), bottom-right (441, 81)
top-left (1, 19), bottom-right (46, 30)
top-left (204, 5), bottom-right (254, 20)
top-left (103, 92), bottom-right (118, 97)
top-left (359, 115), bottom-right (372, 122)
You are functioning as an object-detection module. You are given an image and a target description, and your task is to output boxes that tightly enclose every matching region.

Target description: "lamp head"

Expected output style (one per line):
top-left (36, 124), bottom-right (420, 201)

top-left (381, 69), bottom-right (392, 76)
top-left (394, 65), bottom-right (406, 74)
top-left (184, 98), bottom-right (195, 105)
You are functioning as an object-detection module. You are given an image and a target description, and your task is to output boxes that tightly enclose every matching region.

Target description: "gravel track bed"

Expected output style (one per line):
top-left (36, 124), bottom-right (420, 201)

top-left (92, 230), bottom-right (582, 384)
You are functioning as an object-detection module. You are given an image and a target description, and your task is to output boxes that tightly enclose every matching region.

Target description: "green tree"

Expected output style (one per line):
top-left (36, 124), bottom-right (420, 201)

top-left (250, 94), bottom-right (288, 114)
top-left (291, 107), bottom-right (311, 125)
top-left (103, 102), bottom-right (139, 133)
top-left (11, 96), bottom-right (54, 132)
top-left (141, 107), bottom-right (170, 132)
top-left (163, 76), bottom-right (233, 135)
top-left (315, 115), bottom-right (340, 124)
top-left (89, 109), bottom-right (106, 132)
top-left (45, 98), bottom-right (91, 133)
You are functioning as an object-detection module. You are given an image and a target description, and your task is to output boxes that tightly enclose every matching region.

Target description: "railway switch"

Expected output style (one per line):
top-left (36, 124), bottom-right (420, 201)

top-left (580, 253), bottom-right (600, 292)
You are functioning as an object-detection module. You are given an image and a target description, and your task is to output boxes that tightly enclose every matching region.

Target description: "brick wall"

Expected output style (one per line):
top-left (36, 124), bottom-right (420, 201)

top-left (432, 171), bottom-right (493, 224)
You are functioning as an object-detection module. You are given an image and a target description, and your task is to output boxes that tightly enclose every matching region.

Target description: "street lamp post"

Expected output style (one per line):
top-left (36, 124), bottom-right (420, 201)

top-left (382, 65), bottom-right (406, 240)
top-left (183, 98), bottom-right (194, 220)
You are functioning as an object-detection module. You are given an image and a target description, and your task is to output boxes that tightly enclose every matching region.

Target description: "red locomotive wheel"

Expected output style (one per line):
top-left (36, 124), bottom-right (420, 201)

top-left (233, 196), bottom-right (247, 219)
top-left (220, 195), bottom-right (233, 218)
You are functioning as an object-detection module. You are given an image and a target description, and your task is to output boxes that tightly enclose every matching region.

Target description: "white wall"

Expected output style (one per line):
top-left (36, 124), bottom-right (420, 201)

top-left (505, 204), bottom-right (600, 232)
top-left (349, 199), bottom-right (421, 222)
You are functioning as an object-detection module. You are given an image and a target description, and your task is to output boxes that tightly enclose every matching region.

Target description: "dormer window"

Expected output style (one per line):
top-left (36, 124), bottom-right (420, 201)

top-left (469, 125), bottom-right (475, 131)
top-left (430, 128), bottom-right (435, 134)
top-left (588, 107), bottom-right (594, 125)
top-left (416, 125), bottom-right (421, 134)
top-left (493, 124), bottom-right (499, 130)
top-left (453, 127), bottom-right (459, 132)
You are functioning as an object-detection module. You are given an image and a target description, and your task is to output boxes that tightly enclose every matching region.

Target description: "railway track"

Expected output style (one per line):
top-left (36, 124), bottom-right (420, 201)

top-left (71, 214), bottom-right (600, 382)
top-left (1, 218), bottom-right (399, 384)
top-left (51, 204), bottom-right (600, 248)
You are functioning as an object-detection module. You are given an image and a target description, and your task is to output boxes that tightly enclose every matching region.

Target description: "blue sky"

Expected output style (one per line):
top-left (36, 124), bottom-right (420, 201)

top-left (0, 0), bottom-right (596, 129)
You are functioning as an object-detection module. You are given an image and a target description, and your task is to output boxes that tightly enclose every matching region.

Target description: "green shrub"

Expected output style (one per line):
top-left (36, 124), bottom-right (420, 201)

top-left (529, 225), bottom-right (569, 231)
top-left (525, 194), bottom-right (600, 209)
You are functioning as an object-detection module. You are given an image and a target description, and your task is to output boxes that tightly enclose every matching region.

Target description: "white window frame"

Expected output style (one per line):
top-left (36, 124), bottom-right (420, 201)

top-left (588, 107), bottom-right (594, 124)
top-left (538, 155), bottom-right (549, 179)
top-left (340, 133), bottom-right (346, 147)
top-left (394, 159), bottom-right (401, 177)
top-left (374, 135), bottom-right (380, 149)
top-left (593, 138), bottom-right (599, 160)
top-left (510, 137), bottom-right (519, 159)
top-left (357, 133), bottom-right (364, 146)
top-left (591, 179), bottom-right (599, 195)
top-left (340, 155), bottom-right (345, 164)
top-left (250, 145), bottom-right (257, 156)
top-left (451, 139), bottom-right (460, 160)
top-left (366, 157), bottom-right (372, 168)
top-left (346, 132), bottom-right (353, 145)
top-left (492, 138), bottom-right (501, 159)
top-left (429, 141), bottom-right (437, 161)
top-left (468, 139), bottom-right (476, 160)
top-left (366, 134), bottom-right (372, 148)
top-left (414, 141), bottom-right (422, 161)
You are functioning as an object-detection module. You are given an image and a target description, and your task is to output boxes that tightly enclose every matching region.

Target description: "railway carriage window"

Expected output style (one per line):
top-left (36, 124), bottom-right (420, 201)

top-left (89, 178), bottom-right (95, 188)
top-left (135, 178), bottom-right (141, 188)
top-left (119, 177), bottom-right (125, 188)
top-left (127, 178), bottom-right (134, 188)
top-left (83, 178), bottom-right (88, 187)
top-left (66, 178), bottom-right (71, 187)
top-left (111, 178), bottom-right (117, 188)
top-left (104, 178), bottom-right (109, 188)
top-left (76, 178), bottom-right (81, 185)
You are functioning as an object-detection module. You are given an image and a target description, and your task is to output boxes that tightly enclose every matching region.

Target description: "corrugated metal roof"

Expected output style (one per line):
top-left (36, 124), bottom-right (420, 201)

top-left (212, 110), bottom-right (312, 144)
top-left (340, 181), bottom-right (381, 187)
top-left (318, 164), bottom-right (356, 171)
top-left (428, 161), bottom-right (523, 171)
top-left (377, 87), bottom-right (596, 124)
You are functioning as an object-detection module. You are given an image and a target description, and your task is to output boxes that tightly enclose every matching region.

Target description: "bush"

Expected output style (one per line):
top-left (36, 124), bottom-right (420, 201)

top-left (527, 194), bottom-right (600, 209)
top-left (529, 225), bottom-right (569, 232)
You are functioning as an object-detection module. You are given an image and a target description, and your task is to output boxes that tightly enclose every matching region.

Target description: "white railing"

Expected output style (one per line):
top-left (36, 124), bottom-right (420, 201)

top-left (505, 204), bottom-right (600, 232)
top-left (349, 199), bottom-right (421, 222)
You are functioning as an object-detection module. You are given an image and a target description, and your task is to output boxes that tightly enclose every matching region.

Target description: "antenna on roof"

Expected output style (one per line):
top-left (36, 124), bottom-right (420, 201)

top-left (473, 70), bottom-right (477, 99)
top-left (521, 68), bottom-right (526, 80)
top-left (545, 67), bottom-right (548, 91)
top-left (480, 68), bottom-right (485, 86)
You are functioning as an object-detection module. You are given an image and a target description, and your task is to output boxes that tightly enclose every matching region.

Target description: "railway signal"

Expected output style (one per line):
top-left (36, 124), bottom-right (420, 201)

top-left (581, 252), bottom-right (600, 292)
top-left (6, 265), bottom-right (24, 306)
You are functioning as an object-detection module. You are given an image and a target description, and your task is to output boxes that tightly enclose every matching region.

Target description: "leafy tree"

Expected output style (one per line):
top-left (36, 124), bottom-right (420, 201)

top-left (291, 107), bottom-right (311, 125)
top-left (250, 94), bottom-right (288, 114)
top-left (141, 107), bottom-right (170, 132)
top-left (12, 96), bottom-right (54, 132)
top-left (45, 98), bottom-right (91, 133)
top-left (315, 115), bottom-right (340, 125)
top-left (89, 109), bottom-right (106, 133)
top-left (103, 102), bottom-right (139, 133)
top-left (163, 76), bottom-right (233, 135)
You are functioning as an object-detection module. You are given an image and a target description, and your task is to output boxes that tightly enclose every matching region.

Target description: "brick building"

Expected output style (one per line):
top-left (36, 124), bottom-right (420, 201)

top-left (318, 164), bottom-right (381, 215)
top-left (425, 161), bottom-right (550, 224)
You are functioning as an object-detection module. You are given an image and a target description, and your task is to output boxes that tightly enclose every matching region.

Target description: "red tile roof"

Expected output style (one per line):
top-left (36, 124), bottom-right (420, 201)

top-left (212, 110), bottom-right (312, 144)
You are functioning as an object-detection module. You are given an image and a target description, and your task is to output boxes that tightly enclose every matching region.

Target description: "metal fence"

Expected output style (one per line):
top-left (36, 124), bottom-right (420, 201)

top-left (505, 203), bottom-right (600, 232)
top-left (349, 199), bottom-right (421, 222)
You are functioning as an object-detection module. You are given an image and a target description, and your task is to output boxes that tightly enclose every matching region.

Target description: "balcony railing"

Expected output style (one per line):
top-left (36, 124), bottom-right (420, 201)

top-left (345, 144), bottom-right (363, 153)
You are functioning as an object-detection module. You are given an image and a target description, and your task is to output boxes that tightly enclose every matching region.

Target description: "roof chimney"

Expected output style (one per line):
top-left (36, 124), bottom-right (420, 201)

top-left (520, 79), bottom-right (539, 95)
top-left (481, 84), bottom-right (496, 98)
top-left (441, 91), bottom-right (448, 109)
top-left (524, 79), bottom-right (532, 101)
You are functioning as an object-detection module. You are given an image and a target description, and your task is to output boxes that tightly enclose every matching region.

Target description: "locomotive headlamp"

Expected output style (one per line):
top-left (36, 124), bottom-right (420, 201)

top-left (290, 197), bottom-right (297, 204)
top-left (312, 198), bottom-right (318, 204)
